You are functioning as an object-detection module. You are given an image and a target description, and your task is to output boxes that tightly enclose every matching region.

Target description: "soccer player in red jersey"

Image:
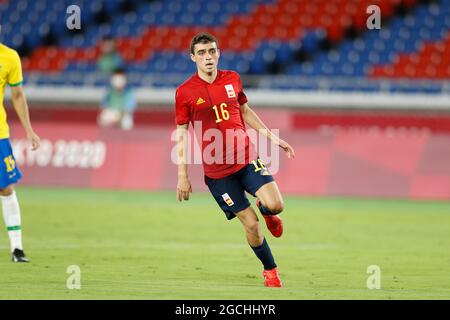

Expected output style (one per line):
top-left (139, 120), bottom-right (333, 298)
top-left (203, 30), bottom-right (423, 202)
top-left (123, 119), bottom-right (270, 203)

top-left (175, 33), bottom-right (295, 288)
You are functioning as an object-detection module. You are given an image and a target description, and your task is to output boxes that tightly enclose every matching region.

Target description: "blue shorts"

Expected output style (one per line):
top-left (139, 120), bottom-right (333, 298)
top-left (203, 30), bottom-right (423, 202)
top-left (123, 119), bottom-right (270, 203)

top-left (0, 138), bottom-right (22, 189)
top-left (204, 158), bottom-right (274, 220)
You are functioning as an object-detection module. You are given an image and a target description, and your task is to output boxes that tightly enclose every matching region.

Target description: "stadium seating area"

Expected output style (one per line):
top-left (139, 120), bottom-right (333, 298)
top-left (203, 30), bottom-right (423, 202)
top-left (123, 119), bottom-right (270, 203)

top-left (0, 0), bottom-right (448, 92)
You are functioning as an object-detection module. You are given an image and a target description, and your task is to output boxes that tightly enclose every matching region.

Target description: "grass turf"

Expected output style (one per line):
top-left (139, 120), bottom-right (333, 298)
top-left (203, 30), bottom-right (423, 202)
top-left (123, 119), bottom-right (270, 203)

top-left (0, 186), bottom-right (449, 299)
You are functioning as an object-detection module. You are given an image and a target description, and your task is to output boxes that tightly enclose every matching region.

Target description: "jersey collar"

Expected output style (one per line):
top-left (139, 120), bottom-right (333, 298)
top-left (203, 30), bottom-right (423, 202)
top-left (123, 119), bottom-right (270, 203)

top-left (195, 69), bottom-right (223, 85)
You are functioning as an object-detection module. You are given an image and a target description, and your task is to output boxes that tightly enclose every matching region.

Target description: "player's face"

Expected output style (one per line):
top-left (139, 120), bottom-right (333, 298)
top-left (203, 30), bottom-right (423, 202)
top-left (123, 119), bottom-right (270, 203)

top-left (191, 42), bottom-right (220, 74)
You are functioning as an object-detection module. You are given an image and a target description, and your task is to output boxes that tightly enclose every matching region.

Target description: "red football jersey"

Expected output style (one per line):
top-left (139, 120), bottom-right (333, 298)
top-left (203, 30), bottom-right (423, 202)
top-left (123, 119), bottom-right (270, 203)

top-left (175, 70), bottom-right (257, 179)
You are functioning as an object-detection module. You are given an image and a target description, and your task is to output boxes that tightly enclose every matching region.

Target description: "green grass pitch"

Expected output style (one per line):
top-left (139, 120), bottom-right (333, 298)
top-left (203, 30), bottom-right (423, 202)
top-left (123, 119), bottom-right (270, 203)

top-left (0, 186), bottom-right (449, 299)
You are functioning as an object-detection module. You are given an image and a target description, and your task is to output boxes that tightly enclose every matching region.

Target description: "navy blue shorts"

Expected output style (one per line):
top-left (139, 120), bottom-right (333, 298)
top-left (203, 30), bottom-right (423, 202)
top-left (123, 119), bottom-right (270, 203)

top-left (0, 138), bottom-right (22, 189)
top-left (204, 158), bottom-right (274, 220)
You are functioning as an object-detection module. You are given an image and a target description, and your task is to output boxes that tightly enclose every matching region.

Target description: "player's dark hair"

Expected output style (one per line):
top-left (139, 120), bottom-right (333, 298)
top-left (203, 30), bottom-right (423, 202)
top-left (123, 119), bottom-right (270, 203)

top-left (102, 35), bottom-right (115, 42)
top-left (190, 32), bottom-right (219, 54)
top-left (113, 67), bottom-right (126, 75)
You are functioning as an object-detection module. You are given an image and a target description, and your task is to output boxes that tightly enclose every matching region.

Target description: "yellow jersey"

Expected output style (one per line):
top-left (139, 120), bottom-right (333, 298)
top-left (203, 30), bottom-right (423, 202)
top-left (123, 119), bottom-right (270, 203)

top-left (0, 43), bottom-right (23, 139)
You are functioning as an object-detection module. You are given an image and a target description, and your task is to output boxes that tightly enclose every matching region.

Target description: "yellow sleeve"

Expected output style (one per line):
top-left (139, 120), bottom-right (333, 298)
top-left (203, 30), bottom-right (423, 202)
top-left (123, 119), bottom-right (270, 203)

top-left (8, 50), bottom-right (23, 87)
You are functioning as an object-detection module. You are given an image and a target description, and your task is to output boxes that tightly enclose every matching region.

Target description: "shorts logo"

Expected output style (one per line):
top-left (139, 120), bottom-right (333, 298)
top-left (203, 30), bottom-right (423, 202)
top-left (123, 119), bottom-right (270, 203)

top-left (196, 97), bottom-right (205, 105)
top-left (221, 193), bottom-right (234, 206)
top-left (224, 84), bottom-right (236, 98)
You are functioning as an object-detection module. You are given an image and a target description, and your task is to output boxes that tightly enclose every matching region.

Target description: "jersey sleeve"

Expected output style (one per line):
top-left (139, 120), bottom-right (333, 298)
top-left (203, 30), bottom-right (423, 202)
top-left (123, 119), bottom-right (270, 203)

top-left (237, 74), bottom-right (248, 105)
top-left (8, 50), bottom-right (23, 87)
top-left (175, 88), bottom-right (191, 125)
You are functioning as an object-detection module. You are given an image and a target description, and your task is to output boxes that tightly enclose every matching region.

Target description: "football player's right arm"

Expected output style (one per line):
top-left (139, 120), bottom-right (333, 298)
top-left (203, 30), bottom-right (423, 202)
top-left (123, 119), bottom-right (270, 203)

top-left (176, 124), bottom-right (192, 201)
top-left (8, 50), bottom-right (40, 150)
top-left (10, 86), bottom-right (40, 151)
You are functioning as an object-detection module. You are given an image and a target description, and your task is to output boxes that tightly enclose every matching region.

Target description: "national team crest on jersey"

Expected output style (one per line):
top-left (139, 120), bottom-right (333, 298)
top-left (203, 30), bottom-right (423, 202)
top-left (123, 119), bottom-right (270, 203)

top-left (221, 193), bottom-right (235, 206)
top-left (224, 84), bottom-right (236, 98)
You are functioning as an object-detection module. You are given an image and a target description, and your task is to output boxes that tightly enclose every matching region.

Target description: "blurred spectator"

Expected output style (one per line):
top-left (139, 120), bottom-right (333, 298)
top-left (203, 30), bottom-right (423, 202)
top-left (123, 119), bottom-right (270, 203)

top-left (97, 36), bottom-right (124, 74)
top-left (98, 68), bottom-right (137, 130)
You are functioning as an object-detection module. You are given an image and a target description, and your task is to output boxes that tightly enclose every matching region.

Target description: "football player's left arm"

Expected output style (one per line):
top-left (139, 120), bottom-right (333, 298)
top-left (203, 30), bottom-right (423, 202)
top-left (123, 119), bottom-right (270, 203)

top-left (10, 86), bottom-right (40, 150)
top-left (240, 103), bottom-right (295, 159)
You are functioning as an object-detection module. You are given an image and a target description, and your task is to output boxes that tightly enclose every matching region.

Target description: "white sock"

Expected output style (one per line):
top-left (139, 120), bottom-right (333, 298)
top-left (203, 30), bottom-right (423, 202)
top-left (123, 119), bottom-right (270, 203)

top-left (1, 191), bottom-right (23, 252)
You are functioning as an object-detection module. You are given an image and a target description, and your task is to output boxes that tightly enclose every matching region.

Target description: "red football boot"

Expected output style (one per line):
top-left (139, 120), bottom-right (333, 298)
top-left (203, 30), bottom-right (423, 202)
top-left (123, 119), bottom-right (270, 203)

top-left (256, 199), bottom-right (283, 238)
top-left (262, 268), bottom-right (283, 288)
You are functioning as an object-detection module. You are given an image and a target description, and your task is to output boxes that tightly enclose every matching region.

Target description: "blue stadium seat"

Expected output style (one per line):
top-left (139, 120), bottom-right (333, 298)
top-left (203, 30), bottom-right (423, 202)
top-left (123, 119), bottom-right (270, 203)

top-left (0, 0), bottom-right (447, 91)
